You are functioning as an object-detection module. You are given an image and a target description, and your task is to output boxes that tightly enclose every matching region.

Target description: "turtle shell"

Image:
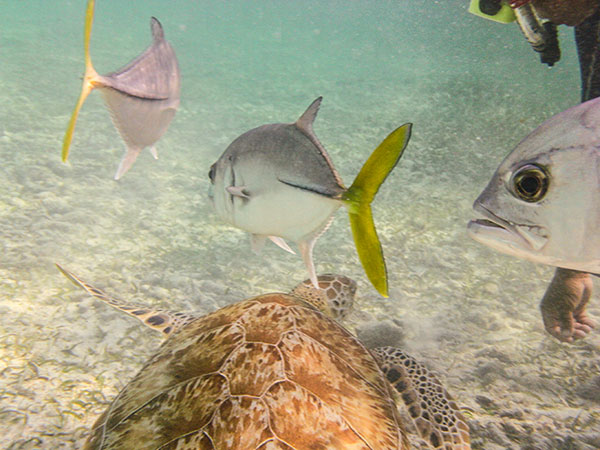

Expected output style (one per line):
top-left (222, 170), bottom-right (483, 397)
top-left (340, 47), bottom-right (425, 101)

top-left (84, 293), bottom-right (407, 449)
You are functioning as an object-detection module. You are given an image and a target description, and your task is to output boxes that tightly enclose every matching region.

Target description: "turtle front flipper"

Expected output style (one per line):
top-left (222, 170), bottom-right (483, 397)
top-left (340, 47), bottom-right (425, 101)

top-left (56, 264), bottom-right (196, 336)
top-left (373, 346), bottom-right (471, 450)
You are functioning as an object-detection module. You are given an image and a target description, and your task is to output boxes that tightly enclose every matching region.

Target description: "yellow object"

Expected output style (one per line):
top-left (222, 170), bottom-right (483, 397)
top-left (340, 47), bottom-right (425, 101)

top-left (62, 0), bottom-right (100, 162)
top-left (343, 124), bottom-right (412, 297)
top-left (468, 0), bottom-right (516, 23)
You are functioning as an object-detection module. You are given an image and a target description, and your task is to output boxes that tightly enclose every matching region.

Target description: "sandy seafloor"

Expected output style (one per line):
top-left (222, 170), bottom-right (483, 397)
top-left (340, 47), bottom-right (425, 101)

top-left (1, 0), bottom-right (599, 448)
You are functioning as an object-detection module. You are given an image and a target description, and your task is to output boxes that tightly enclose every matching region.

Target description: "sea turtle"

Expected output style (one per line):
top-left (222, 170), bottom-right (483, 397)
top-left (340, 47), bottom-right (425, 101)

top-left (57, 265), bottom-right (470, 449)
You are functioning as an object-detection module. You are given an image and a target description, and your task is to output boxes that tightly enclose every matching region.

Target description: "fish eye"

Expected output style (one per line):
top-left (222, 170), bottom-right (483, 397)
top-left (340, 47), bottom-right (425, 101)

top-left (511, 164), bottom-right (549, 202)
top-left (208, 163), bottom-right (216, 183)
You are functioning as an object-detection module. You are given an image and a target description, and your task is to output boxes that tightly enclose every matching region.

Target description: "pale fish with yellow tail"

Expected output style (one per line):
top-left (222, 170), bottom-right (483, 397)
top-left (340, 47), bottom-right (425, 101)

top-left (209, 97), bottom-right (412, 297)
top-left (62, 0), bottom-right (180, 180)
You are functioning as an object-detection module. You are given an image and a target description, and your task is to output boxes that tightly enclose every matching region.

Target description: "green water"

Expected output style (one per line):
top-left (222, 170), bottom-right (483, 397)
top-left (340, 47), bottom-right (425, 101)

top-left (0, 1), bottom-right (598, 449)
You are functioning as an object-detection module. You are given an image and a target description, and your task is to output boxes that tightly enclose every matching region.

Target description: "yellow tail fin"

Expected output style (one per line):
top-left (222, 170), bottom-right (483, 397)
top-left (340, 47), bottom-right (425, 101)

top-left (62, 0), bottom-right (99, 162)
top-left (343, 123), bottom-right (412, 297)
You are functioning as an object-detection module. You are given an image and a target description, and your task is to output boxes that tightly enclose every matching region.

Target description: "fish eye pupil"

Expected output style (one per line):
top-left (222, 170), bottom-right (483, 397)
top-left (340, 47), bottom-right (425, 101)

top-left (519, 175), bottom-right (539, 194)
top-left (512, 165), bottom-right (548, 202)
top-left (208, 164), bottom-right (216, 183)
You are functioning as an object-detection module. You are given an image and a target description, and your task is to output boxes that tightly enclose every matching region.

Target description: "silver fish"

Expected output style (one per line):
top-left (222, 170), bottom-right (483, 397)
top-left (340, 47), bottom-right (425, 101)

top-left (62, 0), bottom-right (180, 180)
top-left (209, 97), bottom-right (412, 297)
top-left (468, 96), bottom-right (600, 273)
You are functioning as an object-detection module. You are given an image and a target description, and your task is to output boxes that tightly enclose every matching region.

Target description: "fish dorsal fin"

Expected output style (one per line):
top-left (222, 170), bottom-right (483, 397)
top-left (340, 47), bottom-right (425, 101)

top-left (294, 96), bottom-right (344, 187)
top-left (150, 16), bottom-right (165, 41)
top-left (295, 96), bottom-right (322, 135)
top-left (103, 17), bottom-right (179, 100)
top-left (56, 264), bottom-right (196, 337)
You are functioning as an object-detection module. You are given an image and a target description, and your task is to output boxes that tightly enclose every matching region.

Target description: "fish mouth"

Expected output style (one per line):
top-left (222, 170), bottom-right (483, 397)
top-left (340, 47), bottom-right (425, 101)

top-left (467, 203), bottom-right (549, 253)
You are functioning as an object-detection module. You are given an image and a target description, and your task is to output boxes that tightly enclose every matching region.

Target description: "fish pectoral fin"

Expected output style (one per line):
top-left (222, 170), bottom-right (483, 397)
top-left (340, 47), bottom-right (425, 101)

top-left (298, 240), bottom-right (319, 290)
top-left (149, 146), bottom-right (158, 159)
top-left (114, 147), bottom-right (142, 180)
top-left (251, 234), bottom-right (266, 253)
top-left (226, 186), bottom-right (251, 199)
top-left (269, 236), bottom-right (296, 254)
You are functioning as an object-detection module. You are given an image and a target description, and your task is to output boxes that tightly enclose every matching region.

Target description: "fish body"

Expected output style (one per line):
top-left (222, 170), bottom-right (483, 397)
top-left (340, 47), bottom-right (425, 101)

top-left (210, 97), bottom-right (412, 296)
top-left (468, 96), bottom-right (600, 273)
top-left (62, 0), bottom-right (180, 180)
top-left (211, 122), bottom-right (344, 242)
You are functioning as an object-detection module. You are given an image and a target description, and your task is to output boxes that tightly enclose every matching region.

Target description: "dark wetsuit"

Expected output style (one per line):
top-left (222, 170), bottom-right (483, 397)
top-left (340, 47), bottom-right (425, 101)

top-left (576, 7), bottom-right (600, 101)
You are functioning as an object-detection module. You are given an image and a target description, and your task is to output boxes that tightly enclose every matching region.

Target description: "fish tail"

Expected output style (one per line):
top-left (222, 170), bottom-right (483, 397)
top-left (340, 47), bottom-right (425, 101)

top-left (62, 0), bottom-right (101, 162)
top-left (343, 123), bottom-right (412, 297)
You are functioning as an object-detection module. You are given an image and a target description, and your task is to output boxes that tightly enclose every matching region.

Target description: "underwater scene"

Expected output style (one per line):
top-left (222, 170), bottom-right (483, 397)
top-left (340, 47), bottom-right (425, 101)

top-left (1, 0), bottom-right (599, 448)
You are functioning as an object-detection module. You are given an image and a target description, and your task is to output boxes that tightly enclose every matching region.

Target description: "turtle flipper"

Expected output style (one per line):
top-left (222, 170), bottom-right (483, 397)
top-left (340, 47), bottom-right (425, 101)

top-left (373, 346), bottom-right (471, 450)
top-left (56, 264), bottom-right (196, 336)
top-left (289, 273), bottom-right (356, 320)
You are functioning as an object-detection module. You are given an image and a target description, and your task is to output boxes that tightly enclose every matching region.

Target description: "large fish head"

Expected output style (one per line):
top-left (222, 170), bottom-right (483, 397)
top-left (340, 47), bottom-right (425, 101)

top-left (468, 97), bottom-right (600, 272)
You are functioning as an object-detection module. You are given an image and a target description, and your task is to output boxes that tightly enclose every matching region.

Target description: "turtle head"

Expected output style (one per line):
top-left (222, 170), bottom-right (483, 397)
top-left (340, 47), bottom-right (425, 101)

top-left (289, 273), bottom-right (356, 320)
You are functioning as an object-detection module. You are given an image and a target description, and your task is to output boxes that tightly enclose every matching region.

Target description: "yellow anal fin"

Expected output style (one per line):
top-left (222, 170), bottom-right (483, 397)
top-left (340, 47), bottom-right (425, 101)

top-left (62, 0), bottom-right (101, 162)
top-left (343, 124), bottom-right (412, 297)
